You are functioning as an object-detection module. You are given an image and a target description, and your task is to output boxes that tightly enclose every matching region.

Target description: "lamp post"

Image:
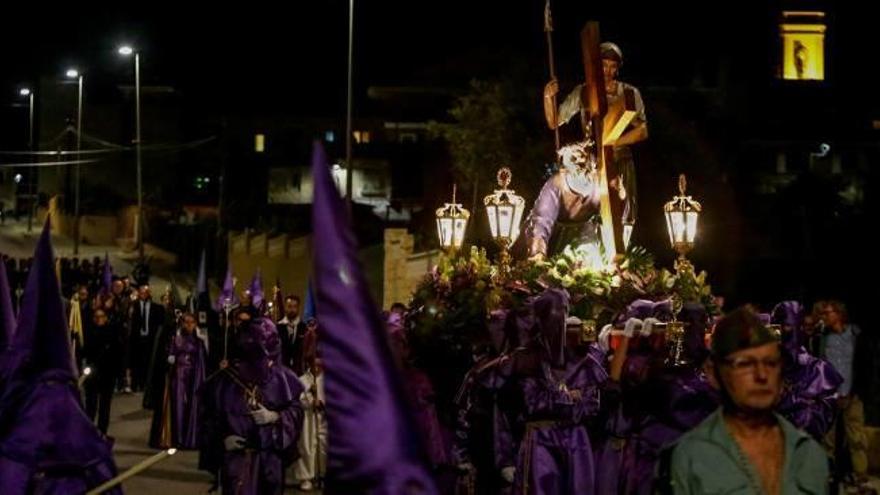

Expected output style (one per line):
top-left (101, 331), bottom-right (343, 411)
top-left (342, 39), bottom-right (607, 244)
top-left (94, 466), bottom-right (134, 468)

top-left (118, 45), bottom-right (144, 260)
top-left (19, 88), bottom-right (35, 233)
top-left (484, 167), bottom-right (525, 276)
top-left (67, 69), bottom-right (84, 255)
top-left (435, 184), bottom-right (470, 253)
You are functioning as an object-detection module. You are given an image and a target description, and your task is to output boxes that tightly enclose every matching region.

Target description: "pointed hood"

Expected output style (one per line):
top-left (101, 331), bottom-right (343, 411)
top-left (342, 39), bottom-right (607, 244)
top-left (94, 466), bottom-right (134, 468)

top-left (311, 142), bottom-right (437, 494)
top-left (102, 252), bottom-right (113, 295)
top-left (303, 278), bottom-right (317, 321)
top-left (196, 249), bottom-right (207, 296)
top-left (4, 219), bottom-right (76, 382)
top-left (0, 259), bottom-right (15, 351)
top-left (215, 264), bottom-right (238, 311)
top-left (248, 269), bottom-right (264, 309)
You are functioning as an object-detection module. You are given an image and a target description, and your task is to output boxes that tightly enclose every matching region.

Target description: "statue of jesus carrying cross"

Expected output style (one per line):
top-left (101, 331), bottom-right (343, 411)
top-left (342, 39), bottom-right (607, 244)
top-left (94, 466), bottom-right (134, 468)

top-left (523, 22), bottom-right (648, 261)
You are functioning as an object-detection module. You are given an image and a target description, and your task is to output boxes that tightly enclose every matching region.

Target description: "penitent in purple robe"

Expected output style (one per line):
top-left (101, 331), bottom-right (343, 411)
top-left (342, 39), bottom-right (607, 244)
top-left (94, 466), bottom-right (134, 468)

top-left (594, 302), bottom-right (717, 495)
top-left (170, 331), bottom-right (207, 449)
top-left (494, 289), bottom-right (608, 495)
top-left (202, 318), bottom-right (304, 495)
top-left (0, 220), bottom-right (120, 494)
top-left (772, 301), bottom-right (842, 439)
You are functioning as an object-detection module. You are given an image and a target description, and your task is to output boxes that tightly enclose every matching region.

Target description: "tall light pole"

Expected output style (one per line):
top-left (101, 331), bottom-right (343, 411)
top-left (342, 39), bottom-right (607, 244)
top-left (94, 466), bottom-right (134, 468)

top-left (19, 88), bottom-right (35, 233)
top-left (119, 45), bottom-right (144, 260)
top-left (345, 0), bottom-right (354, 214)
top-left (67, 69), bottom-right (83, 255)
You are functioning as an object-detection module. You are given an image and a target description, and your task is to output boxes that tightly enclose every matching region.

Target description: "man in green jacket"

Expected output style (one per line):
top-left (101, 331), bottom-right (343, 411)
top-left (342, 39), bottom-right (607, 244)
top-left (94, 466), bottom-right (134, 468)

top-left (668, 308), bottom-right (829, 494)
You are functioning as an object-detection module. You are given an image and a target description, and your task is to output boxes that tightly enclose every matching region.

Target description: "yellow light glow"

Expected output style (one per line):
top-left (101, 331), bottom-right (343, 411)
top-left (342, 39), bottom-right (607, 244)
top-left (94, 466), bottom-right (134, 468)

top-left (780, 12), bottom-right (826, 81)
top-left (255, 134), bottom-right (265, 153)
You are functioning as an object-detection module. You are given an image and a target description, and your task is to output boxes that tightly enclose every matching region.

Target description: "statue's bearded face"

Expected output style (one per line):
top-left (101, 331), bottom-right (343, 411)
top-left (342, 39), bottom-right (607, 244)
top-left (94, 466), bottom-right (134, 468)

top-left (559, 141), bottom-right (595, 176)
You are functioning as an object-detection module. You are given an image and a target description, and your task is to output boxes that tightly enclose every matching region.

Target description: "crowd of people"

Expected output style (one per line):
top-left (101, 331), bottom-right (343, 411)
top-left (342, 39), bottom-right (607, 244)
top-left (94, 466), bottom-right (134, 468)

top-left (1, 248), bottom-right (330, 493)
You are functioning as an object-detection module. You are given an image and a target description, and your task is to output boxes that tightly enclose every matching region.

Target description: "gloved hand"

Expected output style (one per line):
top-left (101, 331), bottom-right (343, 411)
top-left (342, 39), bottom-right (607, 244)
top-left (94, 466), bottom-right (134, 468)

top-left (224, 435), bottom-right (246, 451)
top-left (641, 317), bottom-right (662, 337)
top-left (457, 462), bottom-right (475, 473)
top-left (597, 324), bottom-right (614, 353)
top-left (500, 466), bottom-right (516, 484)
top-left (623, 318), bottom-right (643, 338)
top-left (250, 405), bottom-right (280, 425)
top-left (167, 355), bottom-right (176, 365)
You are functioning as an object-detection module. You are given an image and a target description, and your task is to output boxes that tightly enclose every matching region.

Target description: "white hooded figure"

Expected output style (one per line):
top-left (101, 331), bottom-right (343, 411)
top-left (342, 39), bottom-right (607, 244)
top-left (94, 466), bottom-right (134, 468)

top-left (292, 357), bottom-right (326, 491)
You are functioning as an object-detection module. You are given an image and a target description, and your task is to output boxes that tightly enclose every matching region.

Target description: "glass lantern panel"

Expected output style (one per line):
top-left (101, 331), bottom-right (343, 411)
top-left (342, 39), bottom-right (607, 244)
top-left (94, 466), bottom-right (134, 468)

top-left (453, 218), bottom-right (467, 247)
top-left (671, 211), bottom-right (687, 243)
top-left (486, 206), bottom-right (499, 239)
top-left (686, 211), bottom-right (699, 243)
top-left (437, 217), bottom-right (453, 247)
top-left (498, 205), bottom-right (513, 239)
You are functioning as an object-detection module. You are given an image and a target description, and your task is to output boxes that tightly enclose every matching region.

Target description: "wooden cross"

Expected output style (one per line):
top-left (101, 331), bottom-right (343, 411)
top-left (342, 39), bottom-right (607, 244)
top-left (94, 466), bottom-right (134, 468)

top-left (580, 21), bottom-right (636, 258)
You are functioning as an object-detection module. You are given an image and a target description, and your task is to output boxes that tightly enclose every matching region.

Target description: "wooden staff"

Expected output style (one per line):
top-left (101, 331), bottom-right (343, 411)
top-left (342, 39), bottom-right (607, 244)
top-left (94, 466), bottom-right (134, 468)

top-left (544, 0), bottom-right (561, 151)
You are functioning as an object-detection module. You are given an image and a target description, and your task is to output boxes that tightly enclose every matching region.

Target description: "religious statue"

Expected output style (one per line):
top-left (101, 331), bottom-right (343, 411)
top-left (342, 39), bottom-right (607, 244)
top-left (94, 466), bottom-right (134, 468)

top-left (531, 30), bottom-right (649, 259)
top-left (523, 140), bottom-right (601, 259)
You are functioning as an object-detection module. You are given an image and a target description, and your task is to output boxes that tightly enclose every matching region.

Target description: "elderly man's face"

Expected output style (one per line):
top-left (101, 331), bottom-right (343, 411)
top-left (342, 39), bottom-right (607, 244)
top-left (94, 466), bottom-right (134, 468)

top-left (714, 342), bottom-right (782, 413)
top-left (138, 286), bottom-right (151, 301)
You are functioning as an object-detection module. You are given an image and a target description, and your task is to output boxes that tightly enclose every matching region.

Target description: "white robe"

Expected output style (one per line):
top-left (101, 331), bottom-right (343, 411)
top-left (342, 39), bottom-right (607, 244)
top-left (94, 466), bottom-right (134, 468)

top-left (293, 370), bottom-right (326, 482)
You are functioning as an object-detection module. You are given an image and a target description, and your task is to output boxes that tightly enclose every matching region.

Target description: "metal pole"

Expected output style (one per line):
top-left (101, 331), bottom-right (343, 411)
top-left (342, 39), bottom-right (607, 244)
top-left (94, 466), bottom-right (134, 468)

top-left (345, 0), bottom-right (354, 214)
top-left (136, 52), bottom-right (144, 260)
top-left (27, 92), bottom-right (34, 233)
top-left (74, 75), bottom-right (83, 255)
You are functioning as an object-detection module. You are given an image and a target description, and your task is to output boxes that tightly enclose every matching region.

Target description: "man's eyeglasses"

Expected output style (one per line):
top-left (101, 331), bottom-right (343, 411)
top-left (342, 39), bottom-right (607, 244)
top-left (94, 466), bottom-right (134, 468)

top-left (722, 356), bottom-right (782, 375)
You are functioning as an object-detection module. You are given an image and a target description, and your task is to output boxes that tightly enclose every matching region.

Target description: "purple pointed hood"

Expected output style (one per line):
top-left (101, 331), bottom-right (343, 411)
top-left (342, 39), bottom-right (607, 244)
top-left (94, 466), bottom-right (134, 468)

top-left (248, 269), bottom-right (264, 309)
top-left (6, 219), bottom-right (76, 381)
top-left (311, 142), bottom-right (437, 494)
top-left (215, 264), bottom-right (238, 311)
top-left (531, 288), bottom-right (570, 368)
top-left (0, 260), bottom-right (15, 351)
top-left (196, 248), bottom-right (207, 296)
top-left (102, 252), bottom-right (112, 295)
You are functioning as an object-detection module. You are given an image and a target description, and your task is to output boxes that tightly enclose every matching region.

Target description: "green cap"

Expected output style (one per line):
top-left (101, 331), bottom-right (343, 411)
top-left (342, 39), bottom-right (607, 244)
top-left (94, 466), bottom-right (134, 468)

top-left (711, 307), bottom-right (779, 359)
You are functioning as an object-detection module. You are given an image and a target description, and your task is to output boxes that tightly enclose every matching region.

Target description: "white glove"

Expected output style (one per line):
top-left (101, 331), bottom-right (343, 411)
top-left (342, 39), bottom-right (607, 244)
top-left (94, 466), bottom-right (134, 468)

top-left (500, 466), bottom-right (516, 484)
top-left (623, 318), bottom-right (643, 338)
top-left (457, 462), bottom-right (475, 473)
top-left (597, 324), bottom-right (614, 353)
top-left (641, 318), bottom-right (662, 337)
top-left (224, 435), bottom-right (246, 451)
top-left (167, 355), bottom-right (176, 365)
top-left (250, 405), bottom-right (280, 425)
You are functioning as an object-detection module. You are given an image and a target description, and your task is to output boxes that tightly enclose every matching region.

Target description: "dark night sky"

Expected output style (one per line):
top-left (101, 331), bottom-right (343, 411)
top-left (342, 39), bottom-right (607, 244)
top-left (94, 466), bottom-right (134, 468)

top-left (2, 1), bottom-right (876, 123)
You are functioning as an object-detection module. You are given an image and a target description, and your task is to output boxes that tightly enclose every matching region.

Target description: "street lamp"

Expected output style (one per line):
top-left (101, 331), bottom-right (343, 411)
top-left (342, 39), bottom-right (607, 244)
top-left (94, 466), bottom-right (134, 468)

top-left (484, 167), bottom-right (525, 275)
top-left (118, 45), bottom-right (144, 259)
top-left (19, 87), bottom-right (35, 232)
top-left (664, 174), bottom-right (701, 271)
top-left (67, 68), bottom-right (84, 255)
top-left (435, 184), bottom-right (470, 252)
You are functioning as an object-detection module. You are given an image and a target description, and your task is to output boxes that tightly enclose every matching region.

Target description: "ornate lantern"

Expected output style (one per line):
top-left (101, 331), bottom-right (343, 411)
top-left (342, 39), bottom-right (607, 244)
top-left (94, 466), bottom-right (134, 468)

top-left (484, 167), bottom-right (525, 272)
top-left (435, 184), bottom-right (470, 251)
top-left (664, 174), bottom-right (701, 262)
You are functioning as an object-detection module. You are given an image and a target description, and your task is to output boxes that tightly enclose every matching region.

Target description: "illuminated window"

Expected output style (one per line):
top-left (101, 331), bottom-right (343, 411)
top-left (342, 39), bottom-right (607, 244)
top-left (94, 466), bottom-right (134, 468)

top-left (780, 11), bottom-right (826, 81)
top-left (353, 131), bottom-right (371, 144)
top-left (255, 134), bottom-right (266, 153)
